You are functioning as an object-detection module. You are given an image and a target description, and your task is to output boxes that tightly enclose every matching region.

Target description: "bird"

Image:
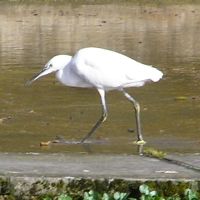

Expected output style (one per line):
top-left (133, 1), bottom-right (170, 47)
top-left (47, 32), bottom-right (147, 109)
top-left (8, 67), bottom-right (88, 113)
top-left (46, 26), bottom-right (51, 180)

top-left (27, 47), bottom-right (163, 144)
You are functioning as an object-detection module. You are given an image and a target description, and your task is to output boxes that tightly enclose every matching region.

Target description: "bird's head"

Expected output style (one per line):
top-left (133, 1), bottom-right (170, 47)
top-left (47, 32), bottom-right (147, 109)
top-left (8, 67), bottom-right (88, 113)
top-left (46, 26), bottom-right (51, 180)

top-left (26, 55), bottom-right (72, 85)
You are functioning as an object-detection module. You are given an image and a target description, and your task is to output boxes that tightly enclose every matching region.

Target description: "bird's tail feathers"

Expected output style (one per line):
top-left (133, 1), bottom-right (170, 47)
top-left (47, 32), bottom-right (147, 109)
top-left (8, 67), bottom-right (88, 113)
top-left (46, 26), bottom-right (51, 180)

top-left (149, 67), bottom-right (163, 82)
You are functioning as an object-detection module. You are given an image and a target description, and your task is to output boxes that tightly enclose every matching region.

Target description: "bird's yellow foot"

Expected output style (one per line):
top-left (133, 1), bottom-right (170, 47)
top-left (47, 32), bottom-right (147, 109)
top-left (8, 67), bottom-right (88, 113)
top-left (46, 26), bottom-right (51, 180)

top-left (133, 140), bottom-right (146, 145)
top-left (40, 141), bottom-right (51, 146)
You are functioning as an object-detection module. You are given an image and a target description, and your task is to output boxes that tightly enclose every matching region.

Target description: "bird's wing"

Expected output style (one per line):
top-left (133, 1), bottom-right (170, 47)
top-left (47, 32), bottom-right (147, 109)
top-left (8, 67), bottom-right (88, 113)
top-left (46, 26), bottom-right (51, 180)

top-left (72, 48), bottom-right (162, 90)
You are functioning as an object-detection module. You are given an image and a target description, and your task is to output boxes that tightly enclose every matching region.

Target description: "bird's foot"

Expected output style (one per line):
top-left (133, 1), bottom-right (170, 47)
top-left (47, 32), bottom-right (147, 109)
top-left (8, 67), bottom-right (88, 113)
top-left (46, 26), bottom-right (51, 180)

top-left (133, 140), bottom-right (146, 145)
top-left (40, 141), bottom-right (51, 146)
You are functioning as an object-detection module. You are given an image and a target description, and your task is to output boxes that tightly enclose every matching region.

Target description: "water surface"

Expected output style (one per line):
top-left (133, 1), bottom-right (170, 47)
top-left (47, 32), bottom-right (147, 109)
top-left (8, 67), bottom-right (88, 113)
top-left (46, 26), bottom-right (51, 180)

top-left (0, 2), bottom-right (200, 154)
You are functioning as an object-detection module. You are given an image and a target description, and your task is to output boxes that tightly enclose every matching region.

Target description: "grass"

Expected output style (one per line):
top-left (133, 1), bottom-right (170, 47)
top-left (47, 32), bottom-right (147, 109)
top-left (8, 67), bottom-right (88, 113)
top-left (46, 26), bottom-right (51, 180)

top-left (0, 180), bottom-right (200, 200)
top-left (33, 185), bottom-right (200, 200)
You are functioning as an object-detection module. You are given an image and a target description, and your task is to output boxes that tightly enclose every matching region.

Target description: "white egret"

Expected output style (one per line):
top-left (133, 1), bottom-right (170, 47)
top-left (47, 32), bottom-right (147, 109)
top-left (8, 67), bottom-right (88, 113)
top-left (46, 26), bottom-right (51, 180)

top-left (27, 47), bottom-right (163, 144)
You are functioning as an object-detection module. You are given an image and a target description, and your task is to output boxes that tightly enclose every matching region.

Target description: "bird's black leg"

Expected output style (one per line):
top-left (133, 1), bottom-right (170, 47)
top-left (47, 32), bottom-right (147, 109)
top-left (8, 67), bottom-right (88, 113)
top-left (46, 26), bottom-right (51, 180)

top-left (122, 89), bottom-right (145, 144)
top-left (81, 89), bottom-right (108, 143)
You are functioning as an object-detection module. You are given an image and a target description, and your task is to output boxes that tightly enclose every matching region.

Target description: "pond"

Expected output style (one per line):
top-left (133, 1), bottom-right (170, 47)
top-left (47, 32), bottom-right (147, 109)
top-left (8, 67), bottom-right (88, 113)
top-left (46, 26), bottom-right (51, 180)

top-left (0, 1), bottom-right (200, 154)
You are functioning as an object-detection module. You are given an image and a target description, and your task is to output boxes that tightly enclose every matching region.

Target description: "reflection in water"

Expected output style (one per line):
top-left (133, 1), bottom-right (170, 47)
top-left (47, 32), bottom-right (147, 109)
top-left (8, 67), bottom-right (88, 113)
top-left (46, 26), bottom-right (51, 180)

top-left (1, 3), bottom-right (200, 67)
top-left (0, 2), bottom-right (200, 154)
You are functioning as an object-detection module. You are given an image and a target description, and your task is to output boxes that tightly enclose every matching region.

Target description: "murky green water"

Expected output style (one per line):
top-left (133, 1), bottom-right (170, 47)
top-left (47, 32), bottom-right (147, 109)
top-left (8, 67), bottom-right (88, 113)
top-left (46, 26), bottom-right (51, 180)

top-left (1, 2), bottom-right (200, 154)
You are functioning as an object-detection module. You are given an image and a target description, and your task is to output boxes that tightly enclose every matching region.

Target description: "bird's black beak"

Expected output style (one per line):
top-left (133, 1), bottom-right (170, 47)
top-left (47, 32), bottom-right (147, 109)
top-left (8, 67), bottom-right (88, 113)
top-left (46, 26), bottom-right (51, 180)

top-left (26, 68), bottom-right (46, 86)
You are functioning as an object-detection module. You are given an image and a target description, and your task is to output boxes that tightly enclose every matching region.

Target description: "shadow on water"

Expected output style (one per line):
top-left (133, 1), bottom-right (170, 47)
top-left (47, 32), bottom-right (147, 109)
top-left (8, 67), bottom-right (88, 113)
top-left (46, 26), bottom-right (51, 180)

top-left (0, 2), bottom-right (200, 154)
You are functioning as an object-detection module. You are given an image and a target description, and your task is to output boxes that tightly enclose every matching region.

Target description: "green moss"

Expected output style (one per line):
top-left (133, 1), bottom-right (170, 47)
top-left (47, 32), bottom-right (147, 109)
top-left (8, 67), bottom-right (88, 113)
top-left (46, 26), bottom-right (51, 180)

top-left (140, 181), bottom-right (200, 199)
top-left (55, 180), bottom-right (66, 194)
top-left (143, 147), bottom-right (167, 159)
top-left (109, 179), bottom-right (131, 193)
top-left (0, 177), bottom-right (200, 200)
top-left (0, 178), bottom-right (14, 196)
top-left (156, 181), bottom-right (190, 197)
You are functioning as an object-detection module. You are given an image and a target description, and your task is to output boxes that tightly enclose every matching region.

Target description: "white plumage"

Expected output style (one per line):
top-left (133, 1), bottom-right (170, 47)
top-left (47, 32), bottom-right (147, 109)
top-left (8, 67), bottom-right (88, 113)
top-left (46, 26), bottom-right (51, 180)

top-left (27, 47), bottom-right (163, 144)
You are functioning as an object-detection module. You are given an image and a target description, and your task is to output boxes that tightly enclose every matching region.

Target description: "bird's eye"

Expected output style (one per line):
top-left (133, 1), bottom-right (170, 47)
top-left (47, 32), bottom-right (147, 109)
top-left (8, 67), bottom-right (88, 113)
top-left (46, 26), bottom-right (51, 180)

top-left (45, 64), bottom-right (53, 70)
top-left (44, 64), bottom-right (52, 70)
